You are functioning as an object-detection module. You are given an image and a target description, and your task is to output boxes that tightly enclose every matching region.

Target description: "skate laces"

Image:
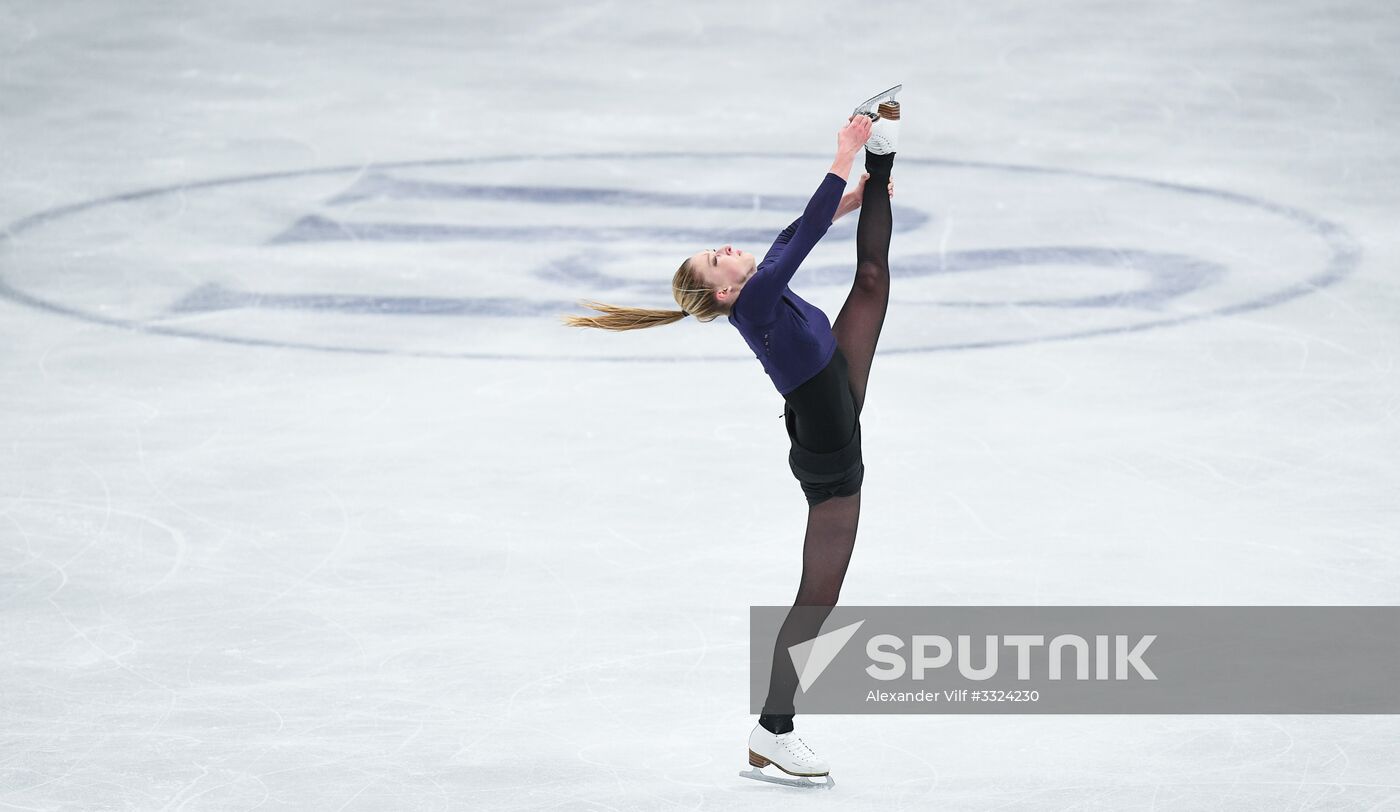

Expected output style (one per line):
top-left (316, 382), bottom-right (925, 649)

top-left (781, 734), bottom-right (820, 762)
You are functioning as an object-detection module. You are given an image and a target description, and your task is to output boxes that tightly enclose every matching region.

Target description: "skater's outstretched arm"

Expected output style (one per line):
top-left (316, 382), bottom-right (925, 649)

top-left (734, 174), bottom-right (841, 322)
top-left (734, 117), bottom-right (872, 322)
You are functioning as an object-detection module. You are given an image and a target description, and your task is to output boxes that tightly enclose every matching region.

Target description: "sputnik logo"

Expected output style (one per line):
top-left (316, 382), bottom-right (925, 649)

top-left (790, 620), bottom-right (865, 692)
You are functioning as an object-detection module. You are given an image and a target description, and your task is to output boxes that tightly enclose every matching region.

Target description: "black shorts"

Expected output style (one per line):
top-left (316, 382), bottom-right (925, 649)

top-left (782, 348), bottom-right (864, 506)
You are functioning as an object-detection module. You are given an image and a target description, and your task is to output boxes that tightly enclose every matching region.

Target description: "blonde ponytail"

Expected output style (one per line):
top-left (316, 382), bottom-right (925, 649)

top-left (562, 301), bottom-right (688, 331)
top-left (562, 256), bottom-right (729, 332)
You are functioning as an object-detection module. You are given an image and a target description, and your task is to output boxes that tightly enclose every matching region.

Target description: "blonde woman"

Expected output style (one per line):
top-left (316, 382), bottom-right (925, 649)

top-left (566, 96), bottom-right (900, 788)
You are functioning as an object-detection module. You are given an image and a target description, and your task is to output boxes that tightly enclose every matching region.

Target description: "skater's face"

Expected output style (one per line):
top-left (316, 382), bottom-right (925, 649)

top-left (691, 244), bottom-right (756, 305)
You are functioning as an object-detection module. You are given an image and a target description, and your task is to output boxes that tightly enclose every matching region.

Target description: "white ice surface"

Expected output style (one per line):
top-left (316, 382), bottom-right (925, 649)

top-left (2, 1), bottom-right (1399, 809)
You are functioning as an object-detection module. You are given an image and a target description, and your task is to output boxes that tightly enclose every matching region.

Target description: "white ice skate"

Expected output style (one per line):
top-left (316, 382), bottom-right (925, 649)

top-left (853, 84), bottom-right (901, 155)
top-left (738, 724), bottom-right (835, 790)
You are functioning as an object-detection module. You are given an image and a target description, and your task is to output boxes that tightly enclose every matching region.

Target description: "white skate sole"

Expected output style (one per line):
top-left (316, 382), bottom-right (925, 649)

top-left (853, 84), bottom-right (902, 119)
top-left (739, 751), bottom-right (835, 790)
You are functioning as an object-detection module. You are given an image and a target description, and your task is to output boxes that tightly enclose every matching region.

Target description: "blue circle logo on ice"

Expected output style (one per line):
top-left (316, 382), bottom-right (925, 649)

top-left (0, 153), bottom-right (1359, 361)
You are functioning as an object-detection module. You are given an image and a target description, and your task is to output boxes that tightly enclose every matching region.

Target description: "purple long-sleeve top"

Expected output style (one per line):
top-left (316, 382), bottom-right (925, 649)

top-left (727, 172), bottom-right (846, 395)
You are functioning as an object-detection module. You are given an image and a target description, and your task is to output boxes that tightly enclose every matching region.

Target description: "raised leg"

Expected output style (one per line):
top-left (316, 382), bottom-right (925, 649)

top-left (831, 150), bottom-right (895, 416)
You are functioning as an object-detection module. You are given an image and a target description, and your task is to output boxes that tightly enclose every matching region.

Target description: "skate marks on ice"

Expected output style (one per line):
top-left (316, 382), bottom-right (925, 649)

top-left (0, 152), bottom-right (1358, 361)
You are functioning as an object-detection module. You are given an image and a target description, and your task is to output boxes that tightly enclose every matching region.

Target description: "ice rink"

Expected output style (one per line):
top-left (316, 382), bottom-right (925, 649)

top-left (2, 0), bottom-right (1398, 808)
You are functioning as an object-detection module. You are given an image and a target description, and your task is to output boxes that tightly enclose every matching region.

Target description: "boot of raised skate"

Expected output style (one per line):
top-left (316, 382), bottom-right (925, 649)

top-left (866, 99), bottom-right (900, 155)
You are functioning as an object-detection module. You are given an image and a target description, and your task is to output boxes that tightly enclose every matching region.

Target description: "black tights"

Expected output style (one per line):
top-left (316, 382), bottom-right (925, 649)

top-left (760, 151), bottom-right (894, 733)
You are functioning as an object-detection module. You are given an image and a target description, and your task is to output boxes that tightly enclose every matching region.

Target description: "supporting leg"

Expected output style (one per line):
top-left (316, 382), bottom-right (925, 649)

top-left (760, 491), bottom-right (862, 723)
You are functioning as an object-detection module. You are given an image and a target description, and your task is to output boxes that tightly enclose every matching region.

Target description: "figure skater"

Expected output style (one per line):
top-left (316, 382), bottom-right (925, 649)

top-left (565, 89), bottom-right (901, 789)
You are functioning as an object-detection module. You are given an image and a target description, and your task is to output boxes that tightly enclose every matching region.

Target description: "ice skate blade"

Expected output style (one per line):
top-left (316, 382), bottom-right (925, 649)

top-left (853, 83), bottom-right (902, 118)
top-left (739, 767), bottom-right (835, 790)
